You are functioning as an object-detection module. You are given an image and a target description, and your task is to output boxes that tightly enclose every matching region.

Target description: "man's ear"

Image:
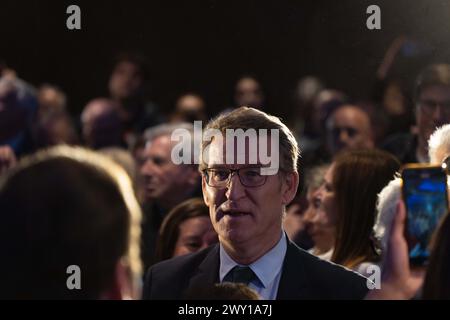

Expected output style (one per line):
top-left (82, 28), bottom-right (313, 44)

top-left (101, 260), bottom-right (135, 300)
top-left (281, 171), bottom-right (299, 205)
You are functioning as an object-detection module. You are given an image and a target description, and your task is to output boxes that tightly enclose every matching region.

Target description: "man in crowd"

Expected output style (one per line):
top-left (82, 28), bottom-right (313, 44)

top-left (108, 52), bottom-right (165, 145)
top-left (143, 107), bottom-right (368, 299)
top-left (0, 74), bottom-right (38, 156)
top-left (383, 64), bottom-right (450, 163)
top-left (325, 104), bottom-right (374, 156)
top-left (81, 98), bottom-right (125, 149)
top-left (170, 93), bottom-right (208, 123)
top-left (234, 75), bottom-right (265, 109)
top-left (139, 123), bottom-right (201, 268)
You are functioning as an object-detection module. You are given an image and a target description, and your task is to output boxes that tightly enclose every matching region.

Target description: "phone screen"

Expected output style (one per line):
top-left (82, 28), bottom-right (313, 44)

top-left (402, 166), bottom-right (448, 266)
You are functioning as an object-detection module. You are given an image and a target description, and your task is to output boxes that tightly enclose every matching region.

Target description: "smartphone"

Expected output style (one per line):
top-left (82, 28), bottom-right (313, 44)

top-left (401, 164), bottom-right (448, 266)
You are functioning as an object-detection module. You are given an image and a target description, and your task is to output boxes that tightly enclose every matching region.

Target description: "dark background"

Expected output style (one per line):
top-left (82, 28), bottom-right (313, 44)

top-left (1, 0), bottom-right (450, 118)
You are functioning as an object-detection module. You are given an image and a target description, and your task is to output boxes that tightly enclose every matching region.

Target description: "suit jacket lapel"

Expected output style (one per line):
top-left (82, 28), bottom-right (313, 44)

top-left (187, 244), bottom-right (220, 291)
top-left (185, 239), bottom-right (314, 299)
top-left (276, 239), bottom-right (313, 299)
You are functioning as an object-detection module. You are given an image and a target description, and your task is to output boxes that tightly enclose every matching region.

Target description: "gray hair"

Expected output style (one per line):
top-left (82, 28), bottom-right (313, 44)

top-left (143, 122), bottom-right (194, 143)
top-left (143, 122), bottom-right (200, 165)
top-left (428, 124), bottom-right (450, 164)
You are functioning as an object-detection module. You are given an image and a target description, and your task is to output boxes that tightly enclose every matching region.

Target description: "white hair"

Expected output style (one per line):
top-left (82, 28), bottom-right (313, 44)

top-left (428, 124), bottom-right (450, 163)
top-left (373, 177), bottom-right (402, 256)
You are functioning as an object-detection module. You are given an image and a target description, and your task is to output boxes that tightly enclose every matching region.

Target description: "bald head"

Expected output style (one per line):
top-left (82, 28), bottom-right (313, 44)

top-left (176, 94), bottom-right (205, 113)
top-left (171, 94), bottom-right (207, 123)
top-left (81, 98), bottom-right (123, 149)
top-left (234, 76), bottom-right (264, 108)
top-left (326, 105), bottom-right (374, 155)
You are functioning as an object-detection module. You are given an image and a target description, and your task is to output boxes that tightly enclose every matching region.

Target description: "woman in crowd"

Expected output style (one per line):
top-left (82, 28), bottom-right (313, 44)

top-left (300, 164), bottom-right (335, 260)
top-left (316, 149), bottom-right (400, 275)
top-left (154, 197), bottom-right (218, 263)
top-left (284, 164), bottom-right (330, 250)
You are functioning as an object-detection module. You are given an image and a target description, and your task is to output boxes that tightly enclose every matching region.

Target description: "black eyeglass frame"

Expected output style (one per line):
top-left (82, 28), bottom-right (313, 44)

top-left (202, 167), bottom-right (275, 188)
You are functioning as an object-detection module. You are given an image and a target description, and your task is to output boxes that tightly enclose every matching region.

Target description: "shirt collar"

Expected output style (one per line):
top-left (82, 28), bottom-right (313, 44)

top-left (219, 231), bottom-right (287, 288)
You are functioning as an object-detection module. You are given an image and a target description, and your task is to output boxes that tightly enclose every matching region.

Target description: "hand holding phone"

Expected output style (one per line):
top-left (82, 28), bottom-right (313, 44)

top-left (401, 164), bottom-right (448, 266)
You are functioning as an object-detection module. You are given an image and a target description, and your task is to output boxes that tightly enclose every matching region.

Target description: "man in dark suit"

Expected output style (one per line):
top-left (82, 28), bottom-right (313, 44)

top-left (143, 107), bottom-right (368, 300)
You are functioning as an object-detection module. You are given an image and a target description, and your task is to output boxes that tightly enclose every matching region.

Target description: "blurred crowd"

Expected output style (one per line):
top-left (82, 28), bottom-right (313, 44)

top-left (2, 36), bottom-right (450, 300)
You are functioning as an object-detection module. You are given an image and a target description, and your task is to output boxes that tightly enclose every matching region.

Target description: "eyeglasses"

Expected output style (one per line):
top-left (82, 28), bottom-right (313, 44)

top-left (418, 99), bottom-right (450, 117)
top-left (203, 167), bottom-right (269, 188)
